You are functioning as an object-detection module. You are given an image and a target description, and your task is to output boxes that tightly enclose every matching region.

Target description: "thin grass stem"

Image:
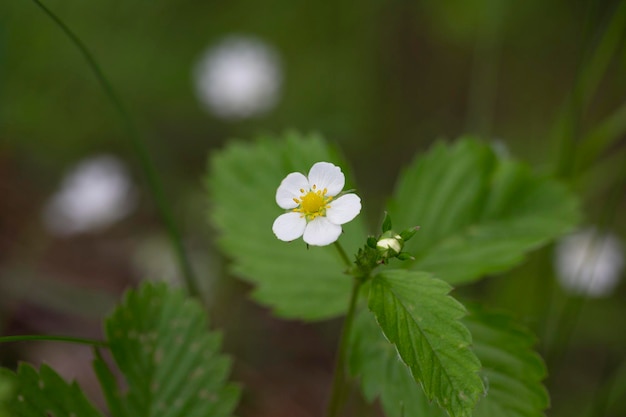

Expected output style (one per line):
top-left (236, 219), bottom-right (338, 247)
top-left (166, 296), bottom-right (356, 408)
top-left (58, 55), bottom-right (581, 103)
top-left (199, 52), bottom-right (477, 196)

top-left (0, 334), bottom-right (107, 348)
top-left (29, 0), bottom-right (200, 299)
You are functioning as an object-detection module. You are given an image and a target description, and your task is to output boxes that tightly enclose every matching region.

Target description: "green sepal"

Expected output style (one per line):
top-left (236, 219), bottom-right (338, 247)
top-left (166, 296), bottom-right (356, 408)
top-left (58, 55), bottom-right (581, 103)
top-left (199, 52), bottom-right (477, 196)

top-left (382, 212), bottom-right (393, 232)
top-left (397, 252), bottom-right (415, 261)
top-left (399, 226), bottom-right (420, 242)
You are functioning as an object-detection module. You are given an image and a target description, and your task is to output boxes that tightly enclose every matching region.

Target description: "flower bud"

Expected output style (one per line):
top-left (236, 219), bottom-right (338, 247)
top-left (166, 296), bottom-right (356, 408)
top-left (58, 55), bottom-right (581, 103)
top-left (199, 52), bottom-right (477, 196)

top-left (376, 230), bottom-right (404, 257)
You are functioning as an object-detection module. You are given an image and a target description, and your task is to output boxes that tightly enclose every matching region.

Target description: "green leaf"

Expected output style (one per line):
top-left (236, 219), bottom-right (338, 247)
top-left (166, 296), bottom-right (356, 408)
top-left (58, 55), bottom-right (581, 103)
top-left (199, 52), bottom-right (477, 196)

top-left (382, 212), bottom-right (393, 232)
top-left (0, 375), bottom-right (10, 417)
top-left (368, 269), bottom-right (484, 417)
top-left (93, 282), bottom-right (239, 417)
top-left (389, 138), bottom-right (579, 285)
top-left (349, 307), bottom-right (446, 417)
top-left (0, 363), bottom-right (103, 417)
top-left (465, 306), bottom-right (549, 417)
top-left (207, 132), bottom-right (367, 320)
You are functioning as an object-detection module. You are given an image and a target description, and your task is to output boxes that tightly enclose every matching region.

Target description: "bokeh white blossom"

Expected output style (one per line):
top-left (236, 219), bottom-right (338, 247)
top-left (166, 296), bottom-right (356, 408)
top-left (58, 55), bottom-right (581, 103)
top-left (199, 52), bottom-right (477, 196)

top-left (42, 155), bottom-right (137, 236)
top-left (131, 233), bottom-right (216, 299)
top-left (193, 35), bottom-right (282, 119)
top-left (132, 234), bottom-right (180, 285)
top-left (554, 228), bottom-right (624, 297)
top-left (273, 162), bottom-right (361, 246)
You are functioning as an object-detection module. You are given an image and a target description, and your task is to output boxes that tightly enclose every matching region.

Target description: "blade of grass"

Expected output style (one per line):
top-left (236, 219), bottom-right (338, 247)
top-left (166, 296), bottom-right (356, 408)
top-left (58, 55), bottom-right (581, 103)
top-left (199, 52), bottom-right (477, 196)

top-left (0, 335), bottom-right (107, 347)
top-left (552, 1), bottom-right (626, 178)
top-left (577, 100), bottom-right (626, 171)
top-left (28, 0), bottom-right (200, 299)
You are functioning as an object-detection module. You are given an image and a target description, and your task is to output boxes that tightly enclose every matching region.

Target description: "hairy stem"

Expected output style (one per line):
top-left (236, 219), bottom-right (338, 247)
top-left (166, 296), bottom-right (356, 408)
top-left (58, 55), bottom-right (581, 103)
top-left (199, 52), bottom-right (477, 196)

top-left (29, 0), bottom-right (200, 299)
top-left (333, 241), bottom-right (352, 268)
top-left (326, 278), bottom-right (361, 417)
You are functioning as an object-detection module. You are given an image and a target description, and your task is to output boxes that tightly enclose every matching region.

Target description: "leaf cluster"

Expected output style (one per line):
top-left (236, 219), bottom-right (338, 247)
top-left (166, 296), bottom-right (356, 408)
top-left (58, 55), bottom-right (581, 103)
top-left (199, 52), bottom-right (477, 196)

top-left (0, 283), bottom-right (239, 417)
top-left (207, 133), bottom-right (579, 417)
top-left (0, 133), bottom-right (580, 417)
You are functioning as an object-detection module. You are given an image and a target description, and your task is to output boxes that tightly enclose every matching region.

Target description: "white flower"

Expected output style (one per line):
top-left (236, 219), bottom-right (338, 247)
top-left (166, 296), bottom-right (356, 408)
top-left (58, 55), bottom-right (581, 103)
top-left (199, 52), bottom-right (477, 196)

top-left (272, 162), bottom-right (361, 246)
top-left (193, 35), bottom-right (282, 120)
top-left (555, 228), bottom-right (624, 297)
top-left (42, 155), bottom-right (137, 236)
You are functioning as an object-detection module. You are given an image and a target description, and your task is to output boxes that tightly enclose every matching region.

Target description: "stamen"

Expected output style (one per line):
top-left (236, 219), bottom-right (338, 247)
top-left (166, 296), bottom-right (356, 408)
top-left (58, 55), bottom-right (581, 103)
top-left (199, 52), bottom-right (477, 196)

top-left (290, 184), bottom-right (334, 222)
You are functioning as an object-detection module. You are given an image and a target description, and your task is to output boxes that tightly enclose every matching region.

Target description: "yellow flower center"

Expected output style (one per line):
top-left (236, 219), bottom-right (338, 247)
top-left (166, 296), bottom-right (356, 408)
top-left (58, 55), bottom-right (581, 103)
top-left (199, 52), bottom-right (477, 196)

top-left (292, 185), bottom-right (332, 220)
top-left (301, 191), bottom-right (324, 213)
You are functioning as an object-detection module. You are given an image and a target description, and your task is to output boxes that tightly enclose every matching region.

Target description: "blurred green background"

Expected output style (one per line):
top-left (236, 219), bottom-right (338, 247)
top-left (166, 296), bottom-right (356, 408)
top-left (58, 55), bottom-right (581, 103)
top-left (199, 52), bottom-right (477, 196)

top-left (1, 0), bottom-right (625, 416)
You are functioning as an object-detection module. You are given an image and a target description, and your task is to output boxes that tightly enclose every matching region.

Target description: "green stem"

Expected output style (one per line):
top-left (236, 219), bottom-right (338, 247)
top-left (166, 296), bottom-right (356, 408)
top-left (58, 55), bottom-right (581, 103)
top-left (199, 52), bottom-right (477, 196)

top-left (326, 278), bottom-right (362, 417)
top-left (543, 1), bottom-right (626, 364)
top-left (552, 1), bottom-right (626, 178)
top-left (29, 0), bottom-right (200, 299)
top-left (545, 161), bottom-right (626, 373)
top-left (577, 100), bottom-right (626, 172)
top-left (576, 2), bottom-right (626, 108)
top-left (0, 334), bottom-right (107, 348)
top-left (333, 241), bottom-right (352, 268)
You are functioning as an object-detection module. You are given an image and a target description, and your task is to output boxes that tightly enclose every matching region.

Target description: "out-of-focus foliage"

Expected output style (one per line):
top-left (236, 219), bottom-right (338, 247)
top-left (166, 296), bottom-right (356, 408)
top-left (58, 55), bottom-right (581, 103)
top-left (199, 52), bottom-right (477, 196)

top-left (466, 306), bottom-right (549, 417)
top-left (0, 373), bottom-right (14, 417)
top-left (0, 283), bottom-right (239, 417)
top-left (94, 282), bottom-right (240, 417)
top-left (0, 364), bottom-right (103, 417)
top-left (4, 0), bottom-right (620, 175)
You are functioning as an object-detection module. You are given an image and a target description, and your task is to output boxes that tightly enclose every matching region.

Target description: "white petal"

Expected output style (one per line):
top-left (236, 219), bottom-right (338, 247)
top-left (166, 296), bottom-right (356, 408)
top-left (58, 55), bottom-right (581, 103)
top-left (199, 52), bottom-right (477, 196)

top-left (555, 228), bottom-right (624, 297)
top-left (326, 194), bottom-right (361, 225)
top-left (275, 172), bottom-right (309, 209)
top-left (303, 217), bottom-right (342, 246)
top-left (272, 212), bottom-right (306, 241)
top-left (307, 162), bottom-right (345, 196)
